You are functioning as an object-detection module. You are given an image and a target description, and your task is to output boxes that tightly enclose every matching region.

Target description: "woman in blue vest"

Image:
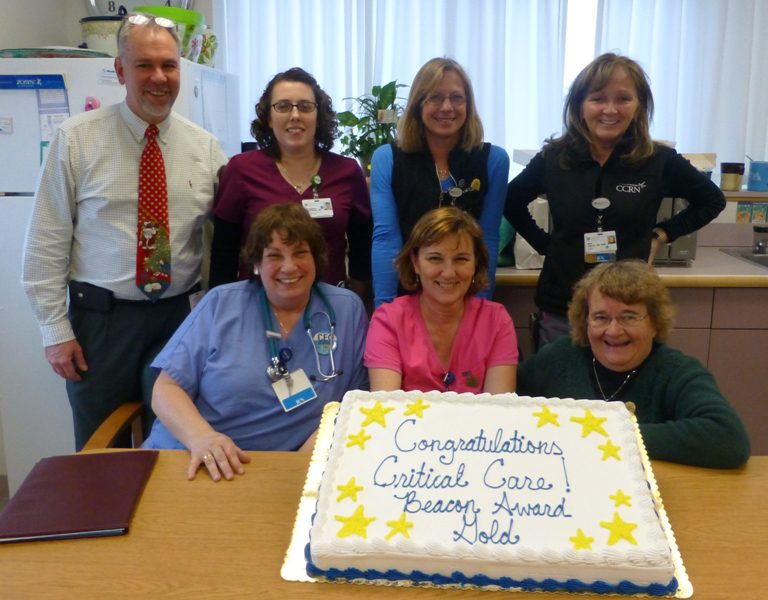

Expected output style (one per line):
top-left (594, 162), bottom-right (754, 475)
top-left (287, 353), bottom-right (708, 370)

top-left (370, 57), bottom-right (509, 307)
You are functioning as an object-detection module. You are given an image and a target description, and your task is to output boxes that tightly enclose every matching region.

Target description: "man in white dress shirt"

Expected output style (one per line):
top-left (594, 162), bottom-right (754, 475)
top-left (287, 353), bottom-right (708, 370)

top-left (21, 13), bottom-right (228, 449)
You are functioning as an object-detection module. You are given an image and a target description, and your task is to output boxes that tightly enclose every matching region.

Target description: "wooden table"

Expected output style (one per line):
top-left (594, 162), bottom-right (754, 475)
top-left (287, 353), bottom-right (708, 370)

top-left (1, 451), bottom-right (765, 599)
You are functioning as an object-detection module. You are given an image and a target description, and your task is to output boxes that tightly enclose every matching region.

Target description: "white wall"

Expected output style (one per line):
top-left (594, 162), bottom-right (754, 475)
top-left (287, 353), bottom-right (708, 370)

top-left (0, 0), bottom-right (215, 486)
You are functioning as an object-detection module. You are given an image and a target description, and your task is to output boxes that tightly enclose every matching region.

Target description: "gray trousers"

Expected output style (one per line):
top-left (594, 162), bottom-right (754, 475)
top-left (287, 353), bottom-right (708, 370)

top-left (66, 293), bottom-right (191, 450)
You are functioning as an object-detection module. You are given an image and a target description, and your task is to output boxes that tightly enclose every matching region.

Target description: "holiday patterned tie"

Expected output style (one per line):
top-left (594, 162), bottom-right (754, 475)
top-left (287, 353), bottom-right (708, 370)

top-left (136, 124), bottom-right (171, 300)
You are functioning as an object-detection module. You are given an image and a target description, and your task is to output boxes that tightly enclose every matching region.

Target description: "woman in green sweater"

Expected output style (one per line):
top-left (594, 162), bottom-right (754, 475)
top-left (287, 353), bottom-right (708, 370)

top-left (518, 260), bottom-right (750, 468)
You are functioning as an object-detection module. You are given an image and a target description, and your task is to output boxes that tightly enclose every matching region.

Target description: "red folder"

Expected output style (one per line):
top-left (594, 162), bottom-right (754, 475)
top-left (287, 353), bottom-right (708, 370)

top-left (0, 450), bottom-right (158, 543)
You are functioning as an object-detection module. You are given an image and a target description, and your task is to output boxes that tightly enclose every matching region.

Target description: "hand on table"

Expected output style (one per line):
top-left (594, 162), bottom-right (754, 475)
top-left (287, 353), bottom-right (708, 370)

top-left (188, 433), bottom-right (251, 482)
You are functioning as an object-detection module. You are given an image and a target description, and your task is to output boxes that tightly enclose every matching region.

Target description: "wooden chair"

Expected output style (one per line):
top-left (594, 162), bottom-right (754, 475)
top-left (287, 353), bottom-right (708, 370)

top-left (81, 402), bottom-right (144, 451)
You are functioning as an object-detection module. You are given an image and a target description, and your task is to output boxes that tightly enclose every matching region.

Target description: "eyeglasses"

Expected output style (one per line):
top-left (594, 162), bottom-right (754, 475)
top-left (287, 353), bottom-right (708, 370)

top-left (423, 93), bottom-right (467, 108)
top-left (587, 312), bottom-right (650, 329)
top-left (127, 14), bottom-right (176, 29)
top-left (271, 100), bottom-right (318, 114)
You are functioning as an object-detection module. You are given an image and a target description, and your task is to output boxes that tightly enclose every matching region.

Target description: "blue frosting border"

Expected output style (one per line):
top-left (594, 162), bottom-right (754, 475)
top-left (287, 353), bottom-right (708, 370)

top-left (305, 542), bottom-right (677, 596)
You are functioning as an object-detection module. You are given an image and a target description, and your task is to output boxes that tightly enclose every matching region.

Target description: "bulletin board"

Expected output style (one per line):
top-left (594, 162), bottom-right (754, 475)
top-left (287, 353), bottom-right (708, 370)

top-left (0, 74), bottom-right (69, 194)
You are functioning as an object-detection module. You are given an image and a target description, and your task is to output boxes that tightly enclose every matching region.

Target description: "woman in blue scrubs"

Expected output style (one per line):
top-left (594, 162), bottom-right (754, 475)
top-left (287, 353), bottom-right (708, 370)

top-left (144, 203), bottom-right (368, 481)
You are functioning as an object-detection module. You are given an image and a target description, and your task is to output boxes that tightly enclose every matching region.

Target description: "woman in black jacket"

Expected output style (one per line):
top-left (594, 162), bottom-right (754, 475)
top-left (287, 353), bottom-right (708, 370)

top-left (505, 53), bottom-right (724, 349)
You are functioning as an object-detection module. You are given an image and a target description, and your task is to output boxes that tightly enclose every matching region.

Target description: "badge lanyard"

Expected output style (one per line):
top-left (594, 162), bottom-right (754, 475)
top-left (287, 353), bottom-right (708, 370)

top-left (301, 174), bottom-right (335, 219)
top-left (260, 284), bottom-right (340, 411)
top-left (584, 196), bottom-right (618, 264)
top-left (438, 173), bottom-right (463, 207)
top-left (436, 166), bottom-right (481, 209)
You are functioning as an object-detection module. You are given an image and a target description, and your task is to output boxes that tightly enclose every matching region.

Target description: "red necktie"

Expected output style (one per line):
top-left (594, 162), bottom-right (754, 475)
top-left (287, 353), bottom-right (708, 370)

top-left (136, 124), bottom-right (171, 300)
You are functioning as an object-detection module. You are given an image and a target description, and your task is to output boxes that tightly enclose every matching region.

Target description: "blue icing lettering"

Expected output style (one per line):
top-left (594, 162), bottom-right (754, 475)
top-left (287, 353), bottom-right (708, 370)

top-left (452, 510), bottom-right (521, 546)
top-left (492, 491), bottom-right (573, 518)
top-left (394, 490), bottom-right (479, 518)
top-left (393, 418), bottom-right (564, 466)
top-left (483, 457), bottom-right (556, 491)
top-left (373, 455), bottom-right (469, 490)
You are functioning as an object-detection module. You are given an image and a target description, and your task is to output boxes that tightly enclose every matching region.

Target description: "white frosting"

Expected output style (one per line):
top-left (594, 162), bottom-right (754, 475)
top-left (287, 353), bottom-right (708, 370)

top-left (309, 391), bottom-right (675, 590)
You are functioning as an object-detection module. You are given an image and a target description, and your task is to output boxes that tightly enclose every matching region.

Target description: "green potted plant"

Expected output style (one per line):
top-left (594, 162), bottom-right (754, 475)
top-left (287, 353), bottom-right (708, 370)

top-left (336, 80), bottom-right (408, 174)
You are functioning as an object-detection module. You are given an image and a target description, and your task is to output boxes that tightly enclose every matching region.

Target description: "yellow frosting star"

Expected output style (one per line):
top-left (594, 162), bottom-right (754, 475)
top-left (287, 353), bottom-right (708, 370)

top-left (569, 528), bottom-right (594, 550)
top-left (532, 405), bottom-right (560, 427)
top-left (335, 505), bottom-right (376, 538)
top-left (385, 512), bottom-right (414, 540)
top-left (600, 511), bottom-right (638, 546)
top-left (346, 429), bottom-right (371, 450)
top-left (404, 398), bottom-right (430, 418)
top-left (610, 489), bottom-right (632, 508)
top-left (598, 439), bottom-right (622, 461)
top-left (359, 400), bottom-right (395, 427)
top-left (336, 477), bottom-right (364, 503)
top-left (570, 408), bottom-right (609, 438)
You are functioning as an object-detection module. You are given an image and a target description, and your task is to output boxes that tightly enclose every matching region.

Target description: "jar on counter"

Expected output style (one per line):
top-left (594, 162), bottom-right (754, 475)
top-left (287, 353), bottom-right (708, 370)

top-left (80, 16), bottom-right (122, 57)
top-left (720, 162), bottom-right (745, 191)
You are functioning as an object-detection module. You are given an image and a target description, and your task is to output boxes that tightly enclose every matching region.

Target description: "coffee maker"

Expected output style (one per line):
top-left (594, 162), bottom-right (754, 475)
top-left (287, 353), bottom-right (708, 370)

top-left (653, 197), bottom-right (697, 265)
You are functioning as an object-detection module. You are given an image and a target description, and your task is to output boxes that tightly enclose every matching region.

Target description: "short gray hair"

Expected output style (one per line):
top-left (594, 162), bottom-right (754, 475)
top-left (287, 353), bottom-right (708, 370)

top-left (117, 12), bottom-right (180, 58)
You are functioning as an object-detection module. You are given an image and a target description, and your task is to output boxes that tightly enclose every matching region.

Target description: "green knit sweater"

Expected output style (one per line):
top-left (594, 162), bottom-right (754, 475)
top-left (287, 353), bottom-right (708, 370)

top-left (518, 337), bottom-right (750, 468)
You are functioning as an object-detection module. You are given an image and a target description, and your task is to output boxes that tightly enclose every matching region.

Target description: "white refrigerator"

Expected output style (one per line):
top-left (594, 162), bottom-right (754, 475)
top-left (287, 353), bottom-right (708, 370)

top-left (0, 57), bottom-right (239, 495)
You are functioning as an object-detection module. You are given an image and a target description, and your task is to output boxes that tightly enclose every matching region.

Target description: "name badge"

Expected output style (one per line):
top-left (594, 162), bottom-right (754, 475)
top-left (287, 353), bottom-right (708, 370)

top-left (302, 198), bottom-right (334, 219)
top-left (272, 368), bottom-right (317, 412)
top-left (584, 230), bottom-right (618, 264)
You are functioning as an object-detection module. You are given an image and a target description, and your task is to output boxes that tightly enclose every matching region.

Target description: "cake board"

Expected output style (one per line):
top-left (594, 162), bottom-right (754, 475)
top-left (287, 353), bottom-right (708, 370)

top-left (282, 400), bottom-right (692, 597)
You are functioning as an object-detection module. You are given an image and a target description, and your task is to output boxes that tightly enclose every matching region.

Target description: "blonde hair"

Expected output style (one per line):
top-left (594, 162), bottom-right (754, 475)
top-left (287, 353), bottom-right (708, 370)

top-left (395, 207), bottom-right (488, 295)
top-left (568, 260), bottom-right (675, 345)
top-left (397, 58), bottom-right (484, 153)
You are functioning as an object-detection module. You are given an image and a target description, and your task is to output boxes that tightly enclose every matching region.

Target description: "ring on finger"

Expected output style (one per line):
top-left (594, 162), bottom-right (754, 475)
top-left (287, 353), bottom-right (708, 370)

top-left (202, 453), bottom-right (212, 463)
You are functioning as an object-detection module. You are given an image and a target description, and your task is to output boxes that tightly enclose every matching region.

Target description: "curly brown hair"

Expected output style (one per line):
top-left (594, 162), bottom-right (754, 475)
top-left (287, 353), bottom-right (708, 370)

top-left (250, 67), bottom-right (338, 158)
top-left (395, 207), bottom-right (488, 295)
top-left (241, 203), bottom-right (328, 280)
top-left (568, 260), bottom-right (676, 346)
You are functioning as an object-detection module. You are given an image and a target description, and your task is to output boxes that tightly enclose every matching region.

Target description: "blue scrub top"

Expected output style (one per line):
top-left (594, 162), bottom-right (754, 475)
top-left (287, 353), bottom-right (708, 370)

top-left (144, 280), bottom-right (369, 450)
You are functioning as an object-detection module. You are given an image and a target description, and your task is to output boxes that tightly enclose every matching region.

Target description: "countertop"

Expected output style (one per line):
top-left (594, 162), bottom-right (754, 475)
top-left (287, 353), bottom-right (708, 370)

top-left (496, 246), bottom-right (768, 288)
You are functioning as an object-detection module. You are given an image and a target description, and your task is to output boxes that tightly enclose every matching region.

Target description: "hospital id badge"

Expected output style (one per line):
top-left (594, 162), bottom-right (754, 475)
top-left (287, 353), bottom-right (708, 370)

top-left (302, 197), bottom-right (334, 219)
top-left (272, 368), bottom-right (317, 412)
top-left (584, 230), bottom-right (617, 264)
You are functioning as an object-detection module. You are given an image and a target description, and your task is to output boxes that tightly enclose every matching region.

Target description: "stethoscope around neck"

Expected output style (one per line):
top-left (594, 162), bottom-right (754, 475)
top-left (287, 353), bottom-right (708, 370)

top-left (260, 284), bottom-right (342, 383)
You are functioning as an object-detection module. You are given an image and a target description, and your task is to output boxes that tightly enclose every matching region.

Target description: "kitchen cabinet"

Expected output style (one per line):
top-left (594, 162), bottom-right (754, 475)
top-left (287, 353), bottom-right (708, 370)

top-left (712, 288), bottom-right (768, 328)
top-left (708, 288), bottom-right (768, 454)
top-left (666, 288), bottom-right (713, 365)
top-left (494, 286), bottom-right (536, 360)
top-left (709, 330), bottom-right (768, 453)
top-left (667, 287), bottom-right (768, 453)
